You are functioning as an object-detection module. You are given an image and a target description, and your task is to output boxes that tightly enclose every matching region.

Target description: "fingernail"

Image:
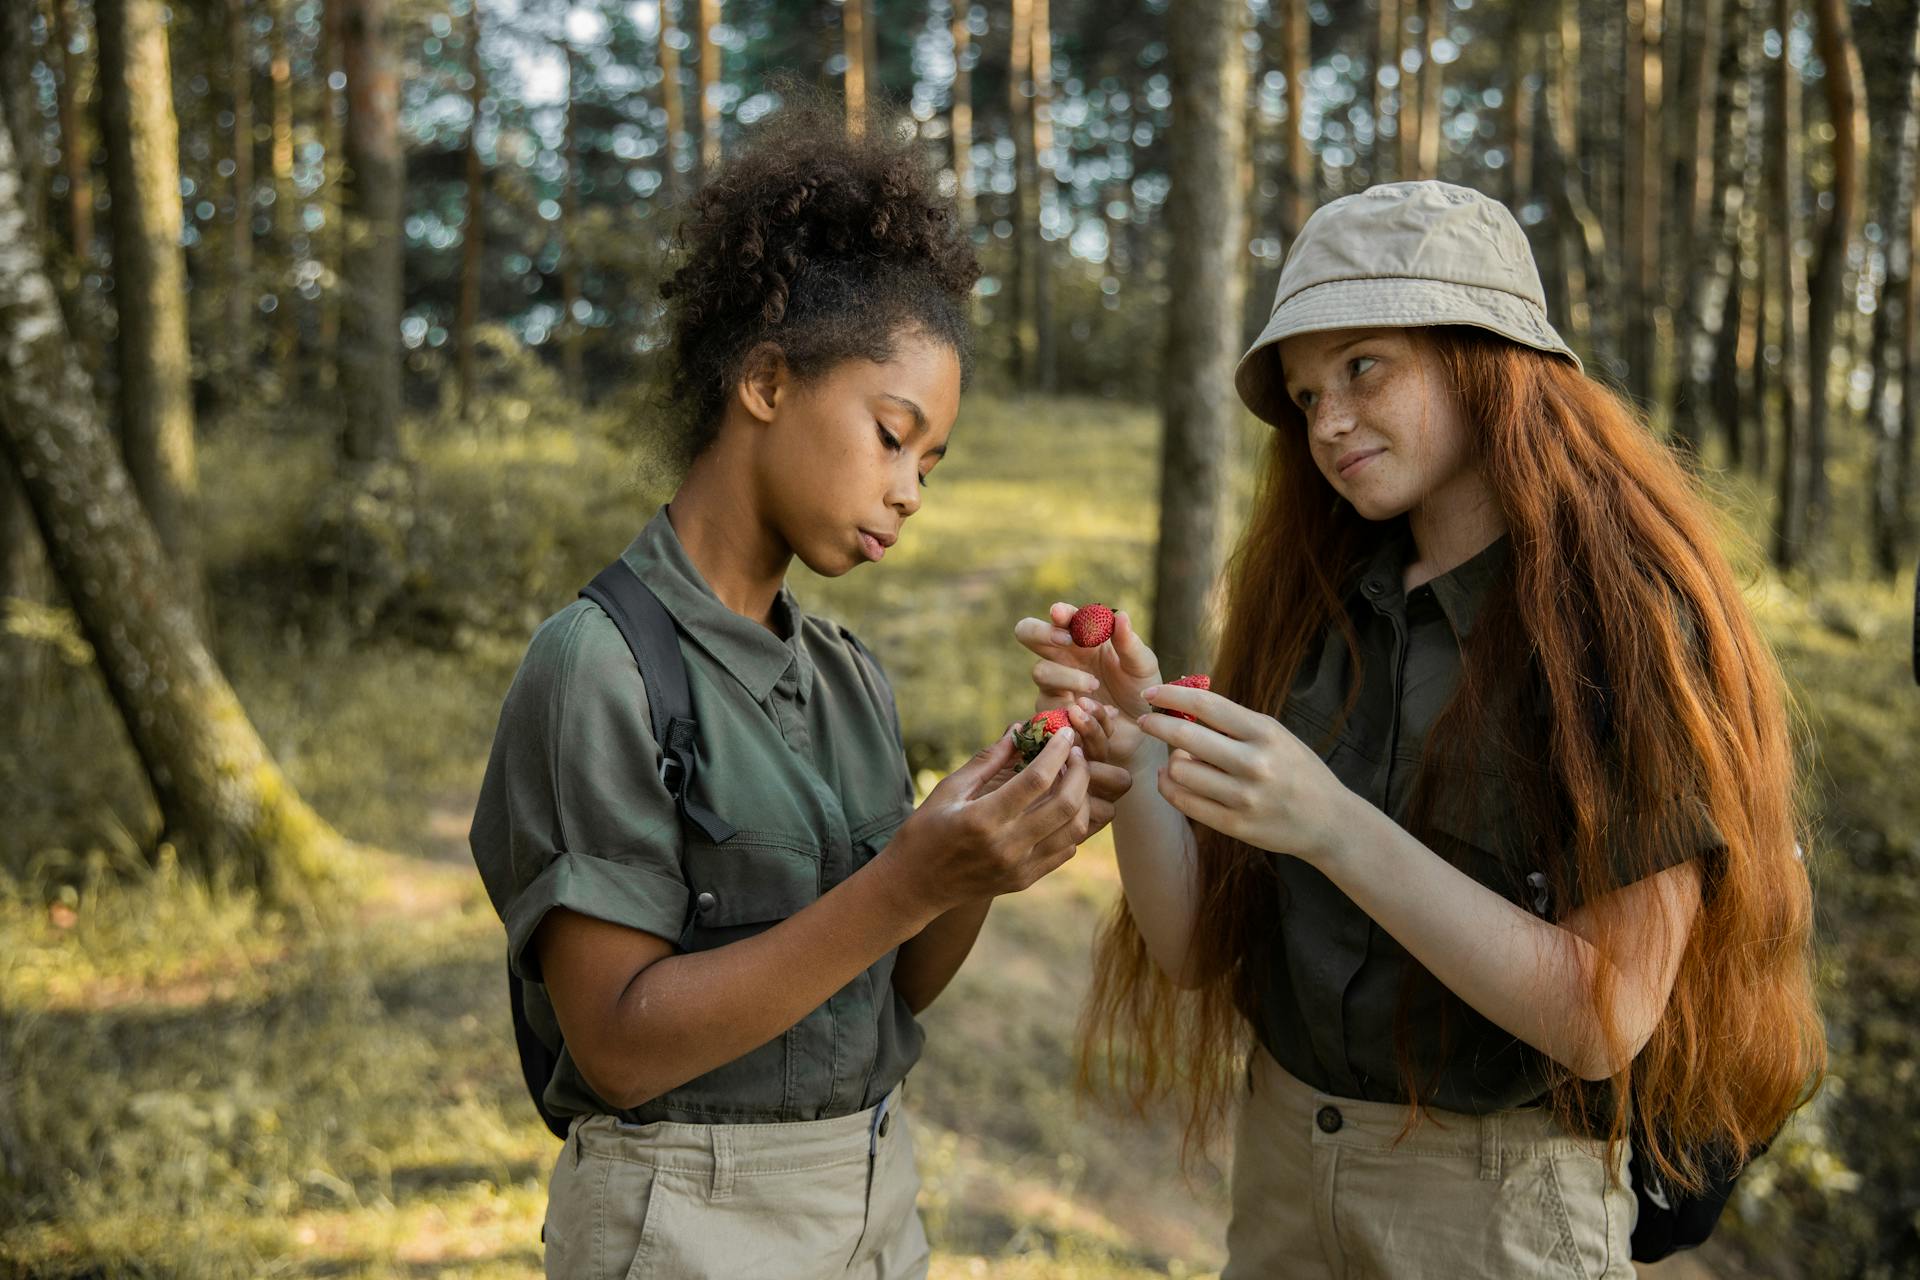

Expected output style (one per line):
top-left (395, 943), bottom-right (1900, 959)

top-left (1141, 685), bottom-right (1160, 699)
top-left (1071, 746), bottom-right (1085, 762)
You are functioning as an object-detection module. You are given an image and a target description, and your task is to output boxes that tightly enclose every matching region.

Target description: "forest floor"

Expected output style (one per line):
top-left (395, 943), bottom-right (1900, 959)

top-left (1, 390), bottom-right (1912, 1278)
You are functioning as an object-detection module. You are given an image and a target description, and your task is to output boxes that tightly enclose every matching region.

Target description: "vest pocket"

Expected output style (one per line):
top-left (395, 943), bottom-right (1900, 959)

top-left (681, 838), bottom-right (821, 933)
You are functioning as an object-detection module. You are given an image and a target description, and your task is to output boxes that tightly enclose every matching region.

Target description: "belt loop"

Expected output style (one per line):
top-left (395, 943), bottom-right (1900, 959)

top-left (1478, 1111), bottom-right (1502, 1182)
top-left (710, 1124), bottom-right (735, 1202)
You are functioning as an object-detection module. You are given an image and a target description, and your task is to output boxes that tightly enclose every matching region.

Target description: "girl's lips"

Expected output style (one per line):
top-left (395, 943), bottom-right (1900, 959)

top-left (1338, 448), bottom-right (1384, 477)
top-left (859, 531), bottom-right (887, 562)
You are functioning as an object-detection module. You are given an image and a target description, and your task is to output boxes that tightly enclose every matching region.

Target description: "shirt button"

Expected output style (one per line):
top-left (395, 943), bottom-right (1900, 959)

top-left (695, 891), bottom-right (716, 913)
top-left (1363, 580), bottom-right (1384, 597)
top-left (1315, 1105), bottom-right (1344, 1134)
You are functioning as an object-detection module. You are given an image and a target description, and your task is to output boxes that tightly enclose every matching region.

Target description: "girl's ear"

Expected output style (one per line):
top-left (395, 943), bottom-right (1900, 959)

top-left (736, 342), bottom-right (788, 424)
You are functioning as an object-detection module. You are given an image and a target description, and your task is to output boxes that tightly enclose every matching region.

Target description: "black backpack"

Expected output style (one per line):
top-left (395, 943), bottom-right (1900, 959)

top-left (508, 557), bottom-right (737, 1141)
top-left (1629, 1130), bottom-right (1766, 1262)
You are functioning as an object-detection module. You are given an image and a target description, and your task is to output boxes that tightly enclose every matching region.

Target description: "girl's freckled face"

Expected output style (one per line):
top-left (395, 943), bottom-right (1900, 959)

top-left (1274, 327), bottom-right (1481, 524)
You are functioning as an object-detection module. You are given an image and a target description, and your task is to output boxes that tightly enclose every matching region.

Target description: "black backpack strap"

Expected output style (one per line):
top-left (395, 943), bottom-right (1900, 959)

top-left (580, 559), bottom-right (736, 846)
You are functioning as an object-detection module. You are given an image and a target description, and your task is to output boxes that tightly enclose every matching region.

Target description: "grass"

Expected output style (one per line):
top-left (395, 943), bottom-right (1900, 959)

top-left (1, 389), bottom-right (1915, 1277)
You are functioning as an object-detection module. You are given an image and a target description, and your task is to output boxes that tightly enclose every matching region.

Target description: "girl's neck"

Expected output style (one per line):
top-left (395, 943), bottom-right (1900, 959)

top-left (1404, 476), bottom-right (1508, 591)
top-left (666, 453), bottom-right (792, 632)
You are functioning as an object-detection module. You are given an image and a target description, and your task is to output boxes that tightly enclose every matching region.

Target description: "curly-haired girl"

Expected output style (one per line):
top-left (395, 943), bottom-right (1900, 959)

top-left (472, 108), bottom-right (1127, 1279)
top-left (1018, 181), bottom-right (1823, 1277)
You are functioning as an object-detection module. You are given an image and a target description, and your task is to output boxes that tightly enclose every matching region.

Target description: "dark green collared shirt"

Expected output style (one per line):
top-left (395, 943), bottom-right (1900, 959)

top-left (470, 507), bottom-right (921, 1125)
top-left (1257, 525), bottom-right (1716, 1114)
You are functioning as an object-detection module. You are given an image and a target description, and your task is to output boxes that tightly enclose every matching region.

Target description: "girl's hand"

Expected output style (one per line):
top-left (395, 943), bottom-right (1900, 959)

top-left (1135, 680), bottom-right (1360, 865)
top-left (884, 724), bottom-right (1093, 915)
top-left (1013, 604), bottom-right (1162, 767)
top-left (1062, 696), bottom-right (1134, 834)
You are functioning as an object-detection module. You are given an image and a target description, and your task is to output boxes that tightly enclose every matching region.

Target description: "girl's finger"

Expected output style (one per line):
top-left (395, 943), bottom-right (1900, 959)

top-left (1164, 750), bottom-right (1239, 807)
top-left (1032, 658), bottom-right (1100, 697)
top-left (1067, 700), bottom-right (1110, 758)
top-left (1013, 616), bottom-right (1076, 659)
top-left (1157, 767), bottom-right (1234, 834)
top-left (1136, 708), bottom-right (1253, 773)
top-left (1140, 683), bottom-right (1266, 742)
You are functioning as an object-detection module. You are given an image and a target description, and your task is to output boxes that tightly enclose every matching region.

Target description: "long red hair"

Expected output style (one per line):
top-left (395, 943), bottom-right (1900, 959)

top-left (1080, 328), bottom-right (1824, 1191)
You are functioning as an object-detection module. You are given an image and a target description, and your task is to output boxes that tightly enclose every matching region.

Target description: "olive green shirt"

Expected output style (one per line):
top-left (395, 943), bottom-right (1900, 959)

top-left (1259, 524), bottom-right (1718, 1114)
top-left (470, 507), bottom-right (921, 1125)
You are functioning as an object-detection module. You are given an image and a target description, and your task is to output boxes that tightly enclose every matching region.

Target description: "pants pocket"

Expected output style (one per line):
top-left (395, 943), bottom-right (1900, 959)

top-left (542, 1135), bottom-right (661, 1280)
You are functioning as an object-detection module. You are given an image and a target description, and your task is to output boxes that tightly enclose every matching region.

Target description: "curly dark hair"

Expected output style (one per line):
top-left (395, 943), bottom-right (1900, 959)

top-left (658, 100), bottom-right (981, 461)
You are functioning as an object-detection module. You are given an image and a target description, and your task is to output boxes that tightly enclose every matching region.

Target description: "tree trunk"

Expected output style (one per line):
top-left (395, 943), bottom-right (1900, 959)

top-left (316, 0), bottom-right (345, 392)
top-left (658, 0), bottom-right (685, 202)
top-left (844, 0), bottom-right (868, 134)
top-left (1370, 0), bottom-right (1398, 185)
top-left (50, 0), bottom-right (93, 266)
top-left (560, 38), bottom-right (584, 394)
top-left (338, 0), bottom-right (403, 463)
top-left (96, 0), bottom-right (205, 620)
top-left (1872, 3), bottom-right (1920, 576)
top-left (1622, 0), bottom-right (1664, 407)
top-left (1803, 0), bottom-right (1863, 557)
top-left (1700, 0), bottom-right (1753, 462)
top-left (1278, 0), bottom-right (1310, 247)
top-left (1032, 0), bottom-right (1056, 392)
top-left (0, 0), bottom-right (51, 727)
top-left (268, 0), bottom-right (297, 369)
top-left (224, 0), bottom-right (255, 401)
top-left (697, 0), bottom-right (721, 177)
top-left (1502, 4), bottom-right (1534, 210)
top-left (1669, 0), bottom-right (1728, 453)
top-left (458, 0), bottom-right (484, 422)
top-left (0, 118), bottom-right (342, 896)
top-left (950, 3), bottom-right (973, 231)
top-left (1154, 0), bottom-right (1248, 681)
top-left (1415, 0), bottom-right (1440, 179)
top-left (1769, 0), bottom-right (1810, 569)
top-left (1008, 0), bottom-right (1033, 387)
top-left (1542, 0), bottom-right (1605, 358)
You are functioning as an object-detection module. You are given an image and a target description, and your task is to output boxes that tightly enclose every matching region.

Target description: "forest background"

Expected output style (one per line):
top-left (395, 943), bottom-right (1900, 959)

top-left (1, 0), bottom-right (1918, 1275)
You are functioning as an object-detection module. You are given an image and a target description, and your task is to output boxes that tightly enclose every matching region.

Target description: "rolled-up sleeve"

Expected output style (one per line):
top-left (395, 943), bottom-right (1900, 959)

top-left (470, 601), bottom-right (687, 981)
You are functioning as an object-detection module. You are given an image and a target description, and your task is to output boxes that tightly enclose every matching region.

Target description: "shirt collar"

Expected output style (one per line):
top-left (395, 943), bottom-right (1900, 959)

top-left (1347, 522), bottom-right (1510, 640)
top-left (618, 506), bottom-right (807, 704)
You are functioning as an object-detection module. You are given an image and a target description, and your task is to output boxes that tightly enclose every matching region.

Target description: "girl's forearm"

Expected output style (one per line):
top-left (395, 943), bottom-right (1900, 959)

top-left (1109, 737), bottom-right (1205, 985)
top-left (891, 898), bottom-right (994, 1012)
top-left (1314, 798), bottom-right (1686, 1080)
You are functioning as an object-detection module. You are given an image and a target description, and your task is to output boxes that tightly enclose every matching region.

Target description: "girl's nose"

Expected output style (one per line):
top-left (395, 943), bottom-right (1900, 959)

top-left (1310, 394), bottom-right (1356, 442)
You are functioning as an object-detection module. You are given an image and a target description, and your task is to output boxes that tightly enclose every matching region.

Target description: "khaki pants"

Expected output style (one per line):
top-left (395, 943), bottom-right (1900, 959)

top-left (1224, 1051), bottom-right (1635, 1280)
top-left (543, 1090), bottom-right (929, 1280)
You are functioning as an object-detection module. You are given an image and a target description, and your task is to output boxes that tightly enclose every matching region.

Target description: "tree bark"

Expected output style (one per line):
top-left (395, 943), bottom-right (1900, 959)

top-left (458, 0), bottom-right (484, 422)
top-left (1542, 0), bottom-right (1605, 358)
top-left (1278, 0), bottom-right (1310, 247)
top-left (1154, 0), bottom-right (1248, 681)
top-left (268, 0), bottom-right (297, 367)
top-left (658, 0), bottom-right (685, 202)
top-left (1370, 0), bottom-right (1399, 184)
top-left (1669, 0), bottom-right (1728, 452)
top-left (950, 3), bottom-right (973, 231)
top-left (1415, 0), bottom-right (1440, 179)
top-left (843, 0), bottom-right (867, 133)
top-left (560, 37), bottom-right (584, 393)
top-left (316, 0), bottom-right (345, 393)
top-left (338, 0), bottom-right (403, 462)
top-left (1769, 0), bottom-right (1810, 569)
top-left (697, 0), bottom-right (721, 177)
top-left (1871, 3), bottom-right (1920, 575)
top-left (0, 118), bottom-right (342, 895)
top-left (1031, 0), bottom-right (1056, 392)
top-left (96, 0), bottom-right (205, 620)
top-left (50, 0), bottom-right (93, 266)
top-left (1008, 0), bottom-right (1033, 386)
top-left (1803, 0), bottom-right (1864, 556)
top-left (224, 0), bottom-right (255, 401)
top-left (1623, 0), bottom-right (1664, 407)
top-left (1502, 4), bottom-right (1534, 210)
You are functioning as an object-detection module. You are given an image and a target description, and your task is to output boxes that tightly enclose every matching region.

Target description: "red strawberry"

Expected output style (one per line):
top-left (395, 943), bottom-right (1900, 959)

top-left (1155, 674), bottom-right (1211, 722)
top-left (1068, 603), bottom-right (1115, 648)
top-left (1013, 707), bottom-right (1071, 764)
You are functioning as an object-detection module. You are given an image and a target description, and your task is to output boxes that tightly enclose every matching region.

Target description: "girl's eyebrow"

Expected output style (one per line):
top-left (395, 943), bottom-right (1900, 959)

top-left (881, 394), bottom-right (945, 456)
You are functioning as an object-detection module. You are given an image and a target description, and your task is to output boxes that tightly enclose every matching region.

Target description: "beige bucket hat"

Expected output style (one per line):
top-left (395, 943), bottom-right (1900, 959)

top-left (1234, 180), bottom-right (1581, 427)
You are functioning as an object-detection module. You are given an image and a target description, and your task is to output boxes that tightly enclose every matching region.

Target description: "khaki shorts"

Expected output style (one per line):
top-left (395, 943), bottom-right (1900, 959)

top-left (543, 1089), bottom-right (928, 1280)
top-left (1224, 1051), bottom-right (1635, 1280)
